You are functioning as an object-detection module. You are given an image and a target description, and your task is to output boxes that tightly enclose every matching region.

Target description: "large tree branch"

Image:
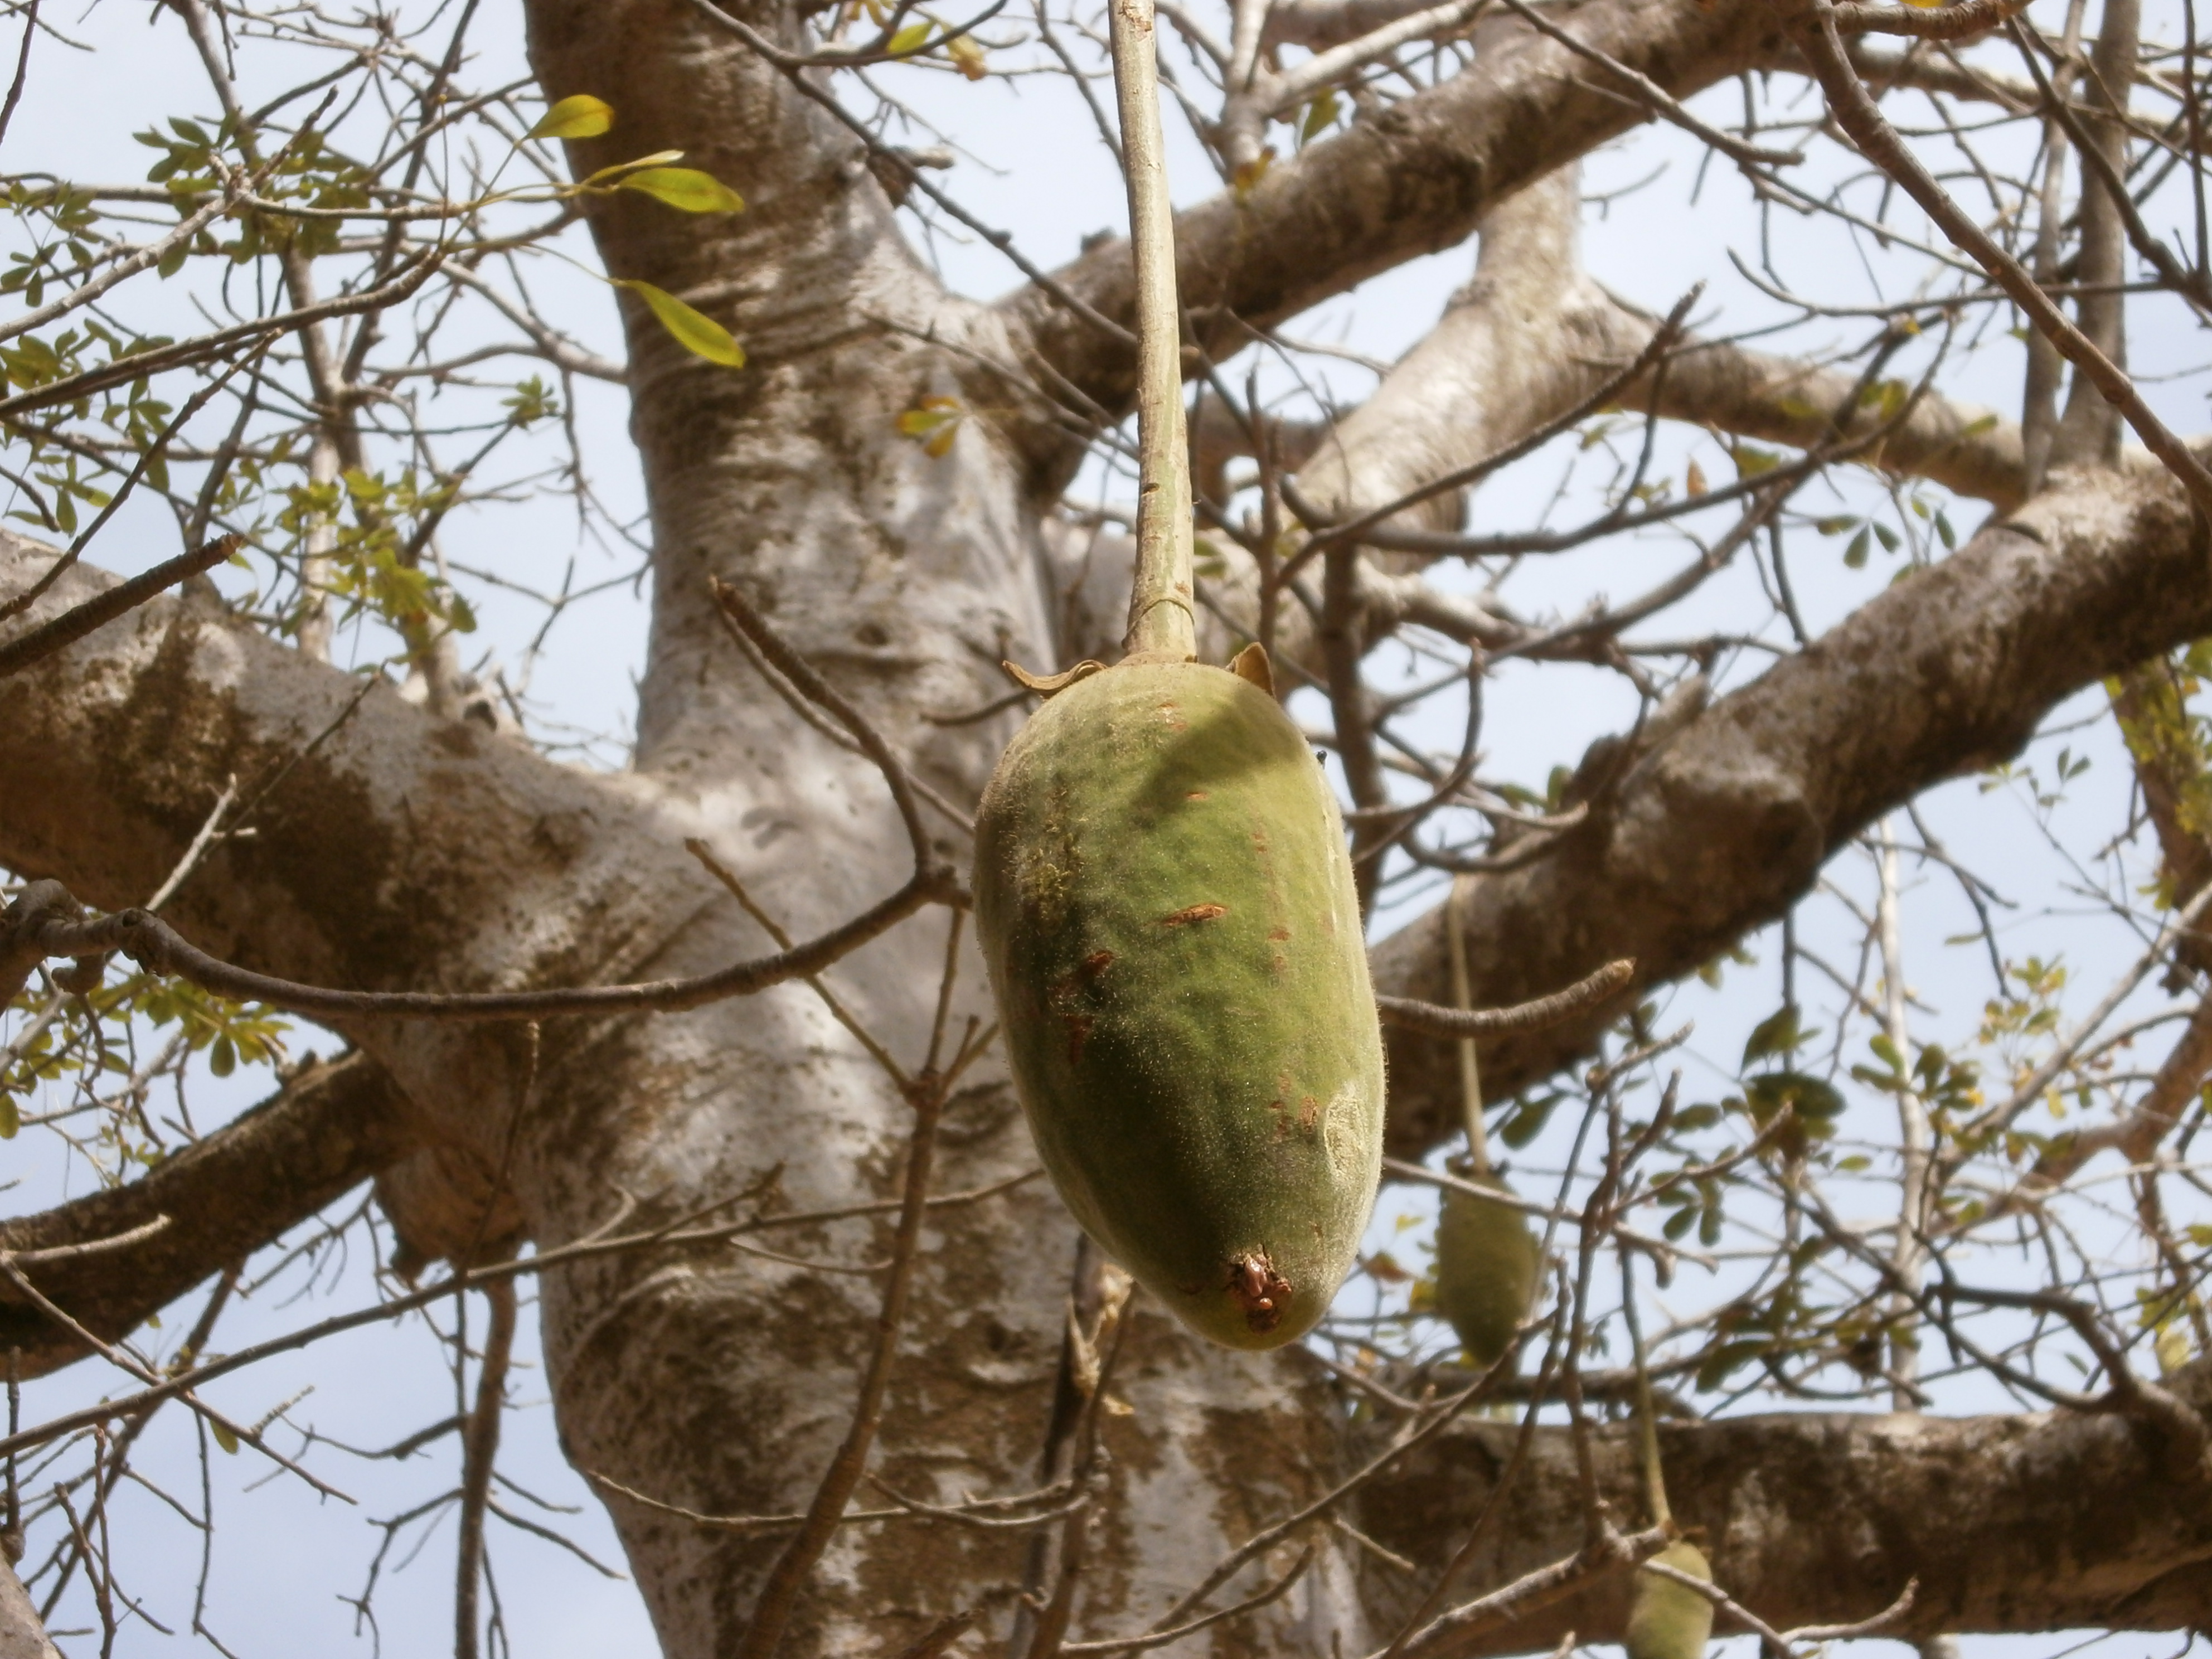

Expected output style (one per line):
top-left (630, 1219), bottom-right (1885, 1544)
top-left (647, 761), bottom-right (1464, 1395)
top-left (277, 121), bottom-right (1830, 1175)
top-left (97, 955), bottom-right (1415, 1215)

top-left (0, 1051), bottom-right (412, 1376)
top-left (1369, 462), bottom-right (2208, 1153)
top-left (0, 533), bottom-right (749, 1177)
top-left (1597, 298), bottom-right (2035, 508)
top-left (1352, 1366), bottom-right (2212, 1653)
top-left (1000, 0), bottom-right (1785, 458)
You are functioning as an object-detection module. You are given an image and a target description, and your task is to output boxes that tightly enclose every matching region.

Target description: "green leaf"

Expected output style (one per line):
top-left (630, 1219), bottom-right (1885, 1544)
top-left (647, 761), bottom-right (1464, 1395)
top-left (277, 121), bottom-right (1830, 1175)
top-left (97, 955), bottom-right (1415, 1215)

top-left (210, 1419), bottom-right (239, 1454)
top-left (208, 1033), bottom-right (236, 1078)
top-left (1767, 1070), bottom-right (1845, 1118)
top-left (1299, 89), bottom-right (1340, 144)
top-left (619, 167), bottom-right (745, 215)
top-left (1696, 1338), bottom-right (1767, 1391)
top-left (1871, 521), bottom-right (1900, 552)
top-left (1935, 510), bottom-right (1956, 550)
top-left (1844, 526), bottom-right (1870, 569)
top-left (530, 94), bottom-right (614, 141)
top-left (0, 1095), bottom-right (17, 1141)
top-left (614, 280), bottom-right (744, 367)
top-left (1499, 1092), bottom-right (1561, 1151)
top-left (888, 20), bottom-right (932, 52)
top-left (1869, 1032), bottom-right (1903, 1070)
top-left (1742, 1003), bottom-right (1802, 1068)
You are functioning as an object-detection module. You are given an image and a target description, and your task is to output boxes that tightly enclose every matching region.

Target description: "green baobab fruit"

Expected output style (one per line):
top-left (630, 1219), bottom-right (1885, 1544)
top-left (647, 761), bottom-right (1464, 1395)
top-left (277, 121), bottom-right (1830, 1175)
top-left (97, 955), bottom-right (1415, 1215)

top-left (1433, 1163), bottom-right (1538, 1367)
top-left (1625, 1541), bottom-right (1714, 1659)
top-left (972, 656), bottom-right (1385, 1349)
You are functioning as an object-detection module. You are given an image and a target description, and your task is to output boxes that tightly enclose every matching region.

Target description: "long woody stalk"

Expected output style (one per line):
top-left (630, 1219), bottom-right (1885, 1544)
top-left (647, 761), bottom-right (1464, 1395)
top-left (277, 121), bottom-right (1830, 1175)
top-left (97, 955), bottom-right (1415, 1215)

top-left (1108, 0), bottom-right (1197, 660)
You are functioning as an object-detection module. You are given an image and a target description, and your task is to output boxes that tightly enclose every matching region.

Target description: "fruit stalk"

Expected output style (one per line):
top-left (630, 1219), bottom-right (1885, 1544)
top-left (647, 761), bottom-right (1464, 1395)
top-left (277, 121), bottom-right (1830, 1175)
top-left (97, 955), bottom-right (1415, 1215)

top-left (1622, 1250), bottom-right (1670, 1527)
top-left (1621, 1251), bottom-right (1715, 1659)
top-left (1445, 874), bottom-right (1491, 1172)
top-left (1106, 0), bottom-right (1196, 661)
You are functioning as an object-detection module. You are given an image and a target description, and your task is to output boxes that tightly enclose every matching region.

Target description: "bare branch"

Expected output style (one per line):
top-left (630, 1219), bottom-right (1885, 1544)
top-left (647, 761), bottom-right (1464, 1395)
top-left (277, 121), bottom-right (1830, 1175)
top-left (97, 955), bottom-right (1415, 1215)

top-left (0, 1051), bottom-right (411, 1378)
top-left (1379, 960), bottom-right (1637, 1040)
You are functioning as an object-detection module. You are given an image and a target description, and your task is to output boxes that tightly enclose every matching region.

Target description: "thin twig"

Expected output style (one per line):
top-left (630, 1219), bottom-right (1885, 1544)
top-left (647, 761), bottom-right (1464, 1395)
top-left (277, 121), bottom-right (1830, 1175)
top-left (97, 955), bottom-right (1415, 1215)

top-left (454, 1278), bottom-right (516, 1659)
top-left (1059, 1548), bottom-right (1312, 1655)
top-left (1776, 0), bottom-right (2212, 516)
top-left (1385, 1524), bottom-right (1673, 1659)
top-left (0, 536), bottom-right (241, 680)
top-left (1377, 960), bottom-right (1636, 1040)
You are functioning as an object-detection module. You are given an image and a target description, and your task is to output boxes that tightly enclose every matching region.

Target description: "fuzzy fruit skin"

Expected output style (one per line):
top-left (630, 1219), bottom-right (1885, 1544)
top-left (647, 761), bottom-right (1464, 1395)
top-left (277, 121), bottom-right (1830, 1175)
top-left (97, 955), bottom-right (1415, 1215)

top-left (973, 660), bottom-right (1385, 1349)
top-left (1625, 1541), bottom-right (1714, 1659)
top-left (1434, 1167), bottom-right (1539, 1367)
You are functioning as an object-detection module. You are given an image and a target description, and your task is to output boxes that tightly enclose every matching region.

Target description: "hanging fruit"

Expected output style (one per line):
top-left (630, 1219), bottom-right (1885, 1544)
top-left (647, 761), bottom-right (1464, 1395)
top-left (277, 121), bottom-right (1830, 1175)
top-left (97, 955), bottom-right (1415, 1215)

top-left (974, 649), bottom-right (1384, 1348)
top-left (969, 0), bottom-right (1383, 1350)
top-left (1626, 1540), bottom-right (1715, 1659)
top-left (1433, 1161), bottom-right (1539, 1367)
top-left (1430, 876), bottom-right (1539, 1367)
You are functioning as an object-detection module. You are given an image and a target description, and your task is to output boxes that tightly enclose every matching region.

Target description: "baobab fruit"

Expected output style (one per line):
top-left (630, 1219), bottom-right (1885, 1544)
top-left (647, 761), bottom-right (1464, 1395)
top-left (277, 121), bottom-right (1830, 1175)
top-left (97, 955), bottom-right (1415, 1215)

top-left (1625, 1540), bottom-right (1714, 1659)
top-left (1433, 1163), bottom-right (1538, 1367)
top-left (973, 656), bottom-right (1385, 1349)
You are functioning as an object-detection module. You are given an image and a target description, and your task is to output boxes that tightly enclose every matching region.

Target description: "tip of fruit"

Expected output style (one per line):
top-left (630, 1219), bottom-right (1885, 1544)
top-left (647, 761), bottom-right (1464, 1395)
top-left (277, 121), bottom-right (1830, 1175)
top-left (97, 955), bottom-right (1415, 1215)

top-left (1227, 1253), bottom-right (1294, 1333)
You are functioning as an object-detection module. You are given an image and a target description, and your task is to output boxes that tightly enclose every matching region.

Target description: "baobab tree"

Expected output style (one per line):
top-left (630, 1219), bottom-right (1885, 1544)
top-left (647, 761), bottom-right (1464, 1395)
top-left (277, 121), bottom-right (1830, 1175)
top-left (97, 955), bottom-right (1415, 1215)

top-left (3, 0), bottom-right (2212, 1648)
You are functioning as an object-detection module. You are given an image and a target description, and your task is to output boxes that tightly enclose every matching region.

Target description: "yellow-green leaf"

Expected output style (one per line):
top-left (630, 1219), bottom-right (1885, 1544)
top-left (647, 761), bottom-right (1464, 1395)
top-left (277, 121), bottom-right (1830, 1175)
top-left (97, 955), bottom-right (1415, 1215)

top-left (619, 167), bottom-right (746, 214)
top-left (898, 395), bottom-right (962, 456)
top-left (947, 32), bottom-right (988, 78)
top-left (0, 1095), bottom-right (17, 1140)
top-left (888, 20), bottom-right (932, 52)
top-left (1299, 89), bottom-right (1339, 144)
top-left (210, 1419), bottom-right (239, 1454)
top-left (614, 280), bottom-right (745, 367)
top-left (530, 94), bottom-right (614, 141)
top-left (580, 149), bottom-right (685, 185)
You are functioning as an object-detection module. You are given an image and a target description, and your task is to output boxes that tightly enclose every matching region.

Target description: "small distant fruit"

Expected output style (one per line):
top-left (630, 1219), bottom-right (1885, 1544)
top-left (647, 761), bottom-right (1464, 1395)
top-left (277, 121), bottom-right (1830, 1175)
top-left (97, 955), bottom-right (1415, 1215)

top-left (1433, 1162), bottom-right (1539, 1367)
top-left (1624, 1540), bottom-right (1714, 1659)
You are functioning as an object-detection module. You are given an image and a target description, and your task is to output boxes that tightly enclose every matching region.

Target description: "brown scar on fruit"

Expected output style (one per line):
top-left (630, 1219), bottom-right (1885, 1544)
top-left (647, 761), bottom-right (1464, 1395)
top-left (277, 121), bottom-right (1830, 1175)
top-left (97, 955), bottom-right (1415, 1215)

top-left (1226, 1253), bottom-right (1292, 1333)
top-left (1186, 790), bottom-right (1208, 801)
top-left (1063, 1013), bottom-right (1094, 1064)
top-left (1159, 903), bottom-right (1228, 926)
